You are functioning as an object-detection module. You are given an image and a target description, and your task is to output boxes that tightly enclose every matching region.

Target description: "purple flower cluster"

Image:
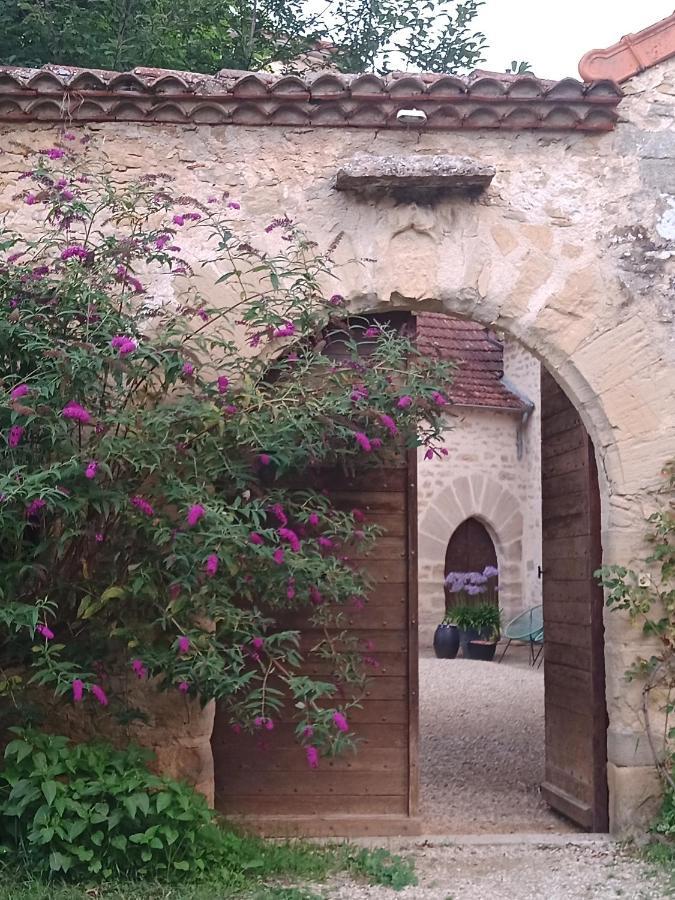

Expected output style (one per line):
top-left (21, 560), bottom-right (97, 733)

top-left (444, 565), bottom-right (499, 594)
top-left (62, 402), bottom-right (91, 424)
top-left (273, 322), bottom-right (296, 338)
top-left (8, 425), bottom-right (24, 448)
top-left (278, 527), bottom-right (301, 552)
top-left (354, 432), bottom-right (371, 452)
top-left (131, 495), bottom-right (154, 517)
top-left (186, 504), bottom-right (205, 527)
top-left (204, 554), bottom-right (219, 577)
top-left (60, 244), bottom-right (89, 261)
top-left (111, 335), bottom-right (137, 355)
top-left (172, 212), bottom-right (202, 226)
top-left (379, 413), bottom-right (398, 436)
top-left (26, 498), bottom-right (46, 518)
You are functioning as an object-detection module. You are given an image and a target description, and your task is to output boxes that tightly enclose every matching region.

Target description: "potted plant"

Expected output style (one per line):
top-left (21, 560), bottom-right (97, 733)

top-left (433, 612), bottom-right (460, 659)
top-left (467, 603), bottom-right (502, 662)
top-left (443, 566), bottom-right (499, 656)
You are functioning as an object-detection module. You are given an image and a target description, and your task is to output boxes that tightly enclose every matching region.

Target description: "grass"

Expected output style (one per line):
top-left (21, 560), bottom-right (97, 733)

top-left (0, 834), bottom-right (417, 900)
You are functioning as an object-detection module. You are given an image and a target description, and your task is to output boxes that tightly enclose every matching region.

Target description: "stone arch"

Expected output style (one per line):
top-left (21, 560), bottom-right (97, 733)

top-left (418, 473), bottom-right (525, 638)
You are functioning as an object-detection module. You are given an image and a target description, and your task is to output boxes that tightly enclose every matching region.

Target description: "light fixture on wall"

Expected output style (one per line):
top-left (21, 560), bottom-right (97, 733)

top-left (396, 108), bottom-right (427, 125)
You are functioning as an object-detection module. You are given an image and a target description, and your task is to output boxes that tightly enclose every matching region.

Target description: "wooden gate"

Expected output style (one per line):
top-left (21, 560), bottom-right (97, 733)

top-left (212, 461), bottom-right (419, 837)
top-left (540, 369), bottom-right (608, 831)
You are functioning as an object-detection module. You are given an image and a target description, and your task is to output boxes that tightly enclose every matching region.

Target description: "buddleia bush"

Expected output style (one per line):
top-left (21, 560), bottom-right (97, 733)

top-left (0, 136), bottom-right (454, 766)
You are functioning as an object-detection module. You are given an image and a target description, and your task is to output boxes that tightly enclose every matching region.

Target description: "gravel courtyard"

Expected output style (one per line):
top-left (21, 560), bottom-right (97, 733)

top-left (315, 838), bottom-right (675, 900)
top-left (418, 646), bottom-right (571, 833)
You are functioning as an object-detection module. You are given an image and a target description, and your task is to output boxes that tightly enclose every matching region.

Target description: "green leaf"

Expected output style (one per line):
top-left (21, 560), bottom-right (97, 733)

top-left (5, 740), bottom-right (31, 763)
top-left (156, 791), bottom-right (171, 814)
top-left (41, 780), bottom-right (58, 805)
top-left (131, 791), bottom-right (150, 816)
top-left (49, 850), bottom-right (72, 872)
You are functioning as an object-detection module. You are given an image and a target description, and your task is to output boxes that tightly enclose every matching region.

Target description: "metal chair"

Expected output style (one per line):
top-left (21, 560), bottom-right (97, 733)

top-left (498, 604), bottom-right (544, 667)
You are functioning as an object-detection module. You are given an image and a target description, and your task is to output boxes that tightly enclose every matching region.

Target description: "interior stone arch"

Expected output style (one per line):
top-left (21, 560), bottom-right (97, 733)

top-left (418, 471), bottom-right (525, 643)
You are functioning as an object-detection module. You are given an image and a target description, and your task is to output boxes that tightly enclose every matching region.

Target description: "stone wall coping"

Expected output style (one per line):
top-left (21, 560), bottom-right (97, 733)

top-left (0, 63), bottom-right (622, 132)
top-left (334, 154), bottom-right (495, 197)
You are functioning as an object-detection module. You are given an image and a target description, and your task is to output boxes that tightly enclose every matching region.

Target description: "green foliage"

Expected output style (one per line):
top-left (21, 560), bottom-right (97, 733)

top-left (596, 461), bottom-right (675, 803)
top-left (0, 729), bottom-right (416, 891)
top-left (653, 782), bottom-right (675, 839)
top-left (0, 0), bottom-right (485, 75)
top-left (0, 729), bottom-right (225, 880)
top-left (343, 846), bottom-right (416, 889)
top-left (447, 602), bottom-right (500, 640)
top-left (506, 60), bottom-right (533, 74)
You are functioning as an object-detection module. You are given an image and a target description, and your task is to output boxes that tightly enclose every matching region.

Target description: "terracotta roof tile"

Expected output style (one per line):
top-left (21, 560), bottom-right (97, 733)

top-left (579, 11), bottom-right (675, 83)
top-left (415, 313), bottom-right (528, 412)
top-left (0, 63), bottom-right (621, 132)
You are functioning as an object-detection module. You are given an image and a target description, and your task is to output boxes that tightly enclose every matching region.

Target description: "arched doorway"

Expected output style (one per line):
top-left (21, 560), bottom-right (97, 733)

top-left (444, 517), bottom-right (498, 611)
top-left (212, 313), bottom-right (609, 836)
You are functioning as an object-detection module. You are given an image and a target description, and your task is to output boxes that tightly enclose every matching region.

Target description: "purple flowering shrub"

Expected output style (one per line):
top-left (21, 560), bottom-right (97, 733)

top-left (0, 142), bottom-right (453, 765)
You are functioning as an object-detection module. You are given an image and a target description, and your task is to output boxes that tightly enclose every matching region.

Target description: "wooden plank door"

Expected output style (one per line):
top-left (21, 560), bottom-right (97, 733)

top-left (211, 461), bottom-right (419, 837)
top-left (540, 369), bottom-right (608, 831)
top-left (444, 517), bottom-right (498, 610)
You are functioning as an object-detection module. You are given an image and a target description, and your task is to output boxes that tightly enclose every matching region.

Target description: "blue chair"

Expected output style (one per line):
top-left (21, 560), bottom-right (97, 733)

top-left (498, 604), bottom-right (544, 667)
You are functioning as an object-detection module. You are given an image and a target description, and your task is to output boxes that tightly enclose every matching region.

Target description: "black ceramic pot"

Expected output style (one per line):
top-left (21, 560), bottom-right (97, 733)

top-left (458, 627), bottom-right (480, 657)
top-left (467, 640), bottom-right (498, 662)
top-left (433, 624), bottom-right (460, 659)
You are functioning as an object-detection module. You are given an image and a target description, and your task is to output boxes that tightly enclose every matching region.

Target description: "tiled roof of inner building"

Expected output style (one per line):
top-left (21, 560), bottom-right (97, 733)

top-left (0, 64), bottom-right (622, 131)
top-left (415, 313), bottom-right (529, 412)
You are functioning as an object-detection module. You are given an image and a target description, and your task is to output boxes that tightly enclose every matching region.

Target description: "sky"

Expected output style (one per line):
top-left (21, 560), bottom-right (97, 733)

top-left (472, 0), bottom-right (674, 79)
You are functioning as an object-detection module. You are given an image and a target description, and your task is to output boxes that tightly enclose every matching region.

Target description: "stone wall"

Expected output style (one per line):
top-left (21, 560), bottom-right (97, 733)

top-left (0, 56), bottom-right (674, 832)
top-left (417, 338), bottom-right (542, 645)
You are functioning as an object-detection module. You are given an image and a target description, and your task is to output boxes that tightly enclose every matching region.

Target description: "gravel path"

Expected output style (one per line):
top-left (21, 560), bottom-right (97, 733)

top-left (311, 839), bottom-right (675, 899)
top-left (418, 648), bottom-right (571, 833)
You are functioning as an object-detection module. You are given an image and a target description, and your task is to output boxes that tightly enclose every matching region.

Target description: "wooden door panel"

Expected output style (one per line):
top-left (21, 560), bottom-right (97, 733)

top-left (211, 459), bottom-right (417, 835)
top-left (541, 369), bottom-right (608, 831)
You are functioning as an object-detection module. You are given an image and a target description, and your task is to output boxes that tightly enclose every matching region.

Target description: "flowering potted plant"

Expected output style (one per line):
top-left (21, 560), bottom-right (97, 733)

top-left (443, 567), bottom-right (499, 658)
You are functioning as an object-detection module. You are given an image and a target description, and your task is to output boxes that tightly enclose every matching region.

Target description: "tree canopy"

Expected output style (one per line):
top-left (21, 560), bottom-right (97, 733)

top-left (0, 0), bottom-right (486, 75)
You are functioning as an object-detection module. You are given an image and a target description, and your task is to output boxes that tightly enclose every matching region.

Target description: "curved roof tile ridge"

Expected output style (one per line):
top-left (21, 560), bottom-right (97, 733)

top-left (579, 10), bottom-right (675, 83)
top-left (0, 62), bottom-right (621, 132)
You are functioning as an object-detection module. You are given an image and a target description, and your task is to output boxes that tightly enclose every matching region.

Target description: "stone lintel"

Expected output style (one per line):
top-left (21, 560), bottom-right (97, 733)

top-left (334, 155), bottom-right (495, 201)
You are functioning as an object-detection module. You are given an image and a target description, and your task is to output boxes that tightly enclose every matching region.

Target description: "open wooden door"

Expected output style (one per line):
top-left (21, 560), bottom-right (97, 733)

top-left (540, 369), bottom-right (608, 831)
